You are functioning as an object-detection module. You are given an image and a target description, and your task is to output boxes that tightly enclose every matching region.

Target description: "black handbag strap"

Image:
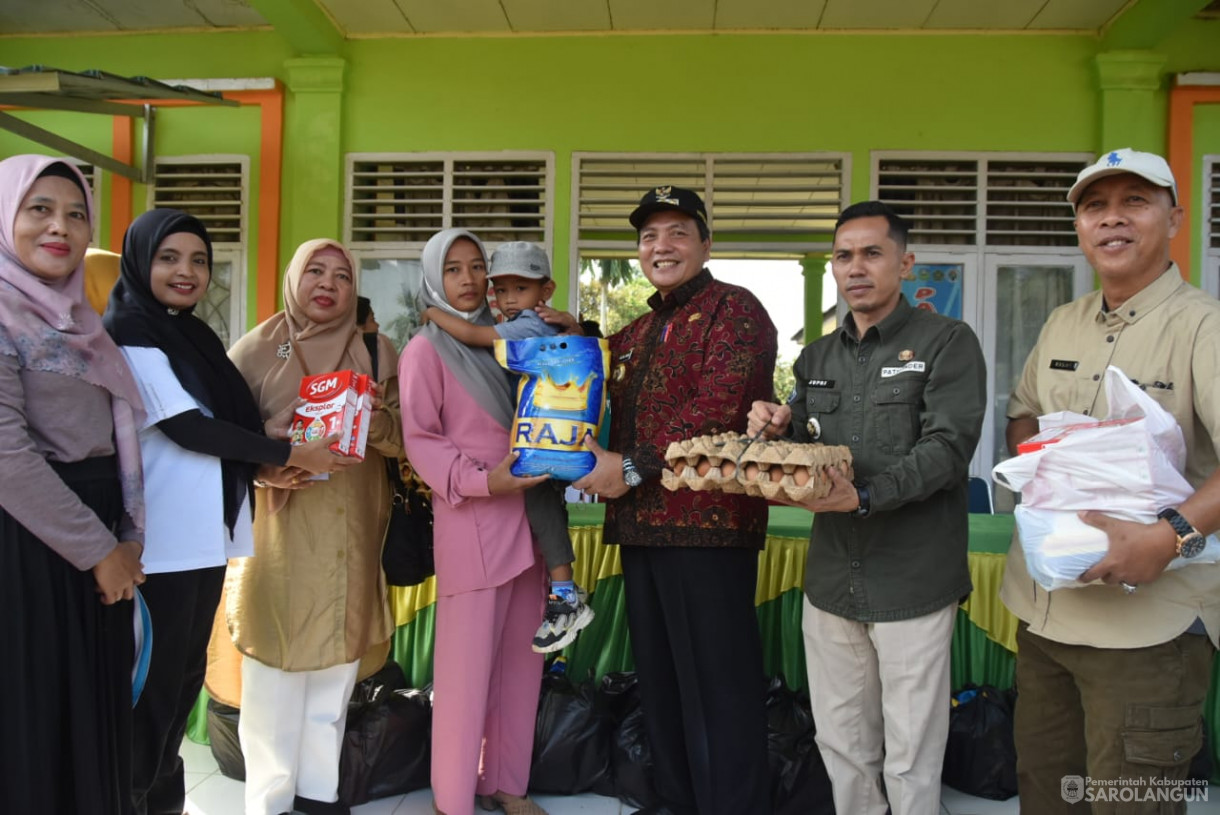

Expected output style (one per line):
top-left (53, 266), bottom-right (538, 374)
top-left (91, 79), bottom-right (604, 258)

top-left (364, 332), bottom-right (409, 498)
top-left (363, 331), bottom-right (379, 377)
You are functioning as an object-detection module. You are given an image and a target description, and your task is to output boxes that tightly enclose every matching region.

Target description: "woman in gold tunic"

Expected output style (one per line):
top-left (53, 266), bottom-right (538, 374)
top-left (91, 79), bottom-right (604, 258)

top-left (223, 238), bottom-right (402, 815)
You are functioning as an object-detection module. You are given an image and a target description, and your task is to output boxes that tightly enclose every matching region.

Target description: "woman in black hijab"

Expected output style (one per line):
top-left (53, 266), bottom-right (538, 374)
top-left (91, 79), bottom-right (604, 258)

top-left (104, 208), bottom-right (344, 815)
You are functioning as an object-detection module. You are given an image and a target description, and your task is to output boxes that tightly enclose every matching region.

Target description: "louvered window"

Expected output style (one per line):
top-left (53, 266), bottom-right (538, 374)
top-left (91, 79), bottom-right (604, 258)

top-left (874, 153), bottom-right (1089, 247)
top-left (573, 152), bottom-right (848, 252)
top-left (876, 158), bottom-right (978, 245)
top-left (63, 160), bottom-right (99, 197)
top-left (986, 160), bottom-right (1085, 246)
top-left (149, 158), bottom-right (246, 244)
top-left (148, 157), bottom-right (248, 347)
top-left (63, 160), bottom-right (100, 243)
top-left (1208, 157), bottom-right (1220, 251)
top-left (346, 153), bottom-right (552, 247)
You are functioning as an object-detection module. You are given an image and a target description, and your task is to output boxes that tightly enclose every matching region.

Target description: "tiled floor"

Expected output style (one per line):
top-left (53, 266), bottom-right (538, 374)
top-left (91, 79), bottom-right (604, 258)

top-left (182, 737), bottom-right (1220, 814)
top-left (172, 739), bottom-right (1158, 815)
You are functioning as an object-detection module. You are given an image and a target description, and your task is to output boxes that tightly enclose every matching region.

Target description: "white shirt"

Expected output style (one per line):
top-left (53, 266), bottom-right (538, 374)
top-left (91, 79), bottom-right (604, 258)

top-left (121, 346), bottom-right (254, 573)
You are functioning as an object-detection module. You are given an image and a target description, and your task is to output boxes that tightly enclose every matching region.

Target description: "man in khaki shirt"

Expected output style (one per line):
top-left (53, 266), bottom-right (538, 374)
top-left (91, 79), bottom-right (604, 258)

top-left (1001, 148), bottom-right (1220, 814)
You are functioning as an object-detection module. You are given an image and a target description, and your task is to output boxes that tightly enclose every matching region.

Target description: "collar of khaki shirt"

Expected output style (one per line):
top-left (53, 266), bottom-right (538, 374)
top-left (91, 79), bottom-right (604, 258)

top-left (1094, 263), bottom-right (1184, 328)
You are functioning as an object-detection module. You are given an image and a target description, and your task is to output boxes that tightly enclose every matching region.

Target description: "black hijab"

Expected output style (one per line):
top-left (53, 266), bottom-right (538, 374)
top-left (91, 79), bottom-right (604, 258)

top-left (104, 208), bottom-right (266, 535)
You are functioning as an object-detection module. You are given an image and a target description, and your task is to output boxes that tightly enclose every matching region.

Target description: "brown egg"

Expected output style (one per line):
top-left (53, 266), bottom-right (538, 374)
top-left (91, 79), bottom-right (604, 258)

top-left (720, 460), bottom-right (737, 479)
top-left (743, 462), bottom-right (761, 482)
top-left (695, 459), bottom-right (713, 477)
top-left (769, 466), bottom-right (785, 483)
top-left (792, 466), bottom-right (812, 486)
top-left (673, 460), bottom-right (687, 476)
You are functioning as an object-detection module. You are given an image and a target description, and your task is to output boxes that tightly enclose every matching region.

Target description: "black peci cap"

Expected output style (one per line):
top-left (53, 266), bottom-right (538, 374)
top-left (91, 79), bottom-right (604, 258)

top-left (628, 185), bottom-right (708, 230)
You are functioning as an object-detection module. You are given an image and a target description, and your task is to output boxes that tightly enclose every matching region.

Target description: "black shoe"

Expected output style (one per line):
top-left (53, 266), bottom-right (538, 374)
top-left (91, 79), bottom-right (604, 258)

top-left (292, 795), bottom-right (350, 814)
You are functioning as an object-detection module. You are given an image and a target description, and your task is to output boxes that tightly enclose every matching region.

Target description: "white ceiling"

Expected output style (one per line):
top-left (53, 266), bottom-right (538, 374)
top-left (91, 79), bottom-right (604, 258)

top-left (0, 0), bottom-right (1159, 37)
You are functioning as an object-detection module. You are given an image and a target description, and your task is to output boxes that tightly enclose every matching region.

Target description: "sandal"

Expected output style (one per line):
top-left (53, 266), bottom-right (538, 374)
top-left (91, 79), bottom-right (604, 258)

top-left (477, 792), bottom-right (549, 815)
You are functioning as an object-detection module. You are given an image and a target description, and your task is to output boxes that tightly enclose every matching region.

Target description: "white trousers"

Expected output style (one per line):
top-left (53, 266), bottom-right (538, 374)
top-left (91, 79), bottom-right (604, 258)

top-left (802, 599), bottom-right (956, 815)
top-left (238, 656), bottom-right (361, 815)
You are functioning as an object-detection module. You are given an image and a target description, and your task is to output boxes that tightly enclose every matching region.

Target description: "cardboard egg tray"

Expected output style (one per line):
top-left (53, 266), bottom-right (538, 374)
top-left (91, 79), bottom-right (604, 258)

top-left (660, 431), bottom-right (853, 502)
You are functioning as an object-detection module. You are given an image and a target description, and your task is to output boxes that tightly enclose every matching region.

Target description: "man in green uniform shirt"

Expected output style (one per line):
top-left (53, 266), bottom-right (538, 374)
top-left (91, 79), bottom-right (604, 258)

top-left (749, 200), bottom-right (987, 815)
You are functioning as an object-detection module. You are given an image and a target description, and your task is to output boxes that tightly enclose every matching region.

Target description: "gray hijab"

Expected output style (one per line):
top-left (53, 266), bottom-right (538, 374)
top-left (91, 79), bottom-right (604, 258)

top-left (418, 228), bottom-right (515, 429)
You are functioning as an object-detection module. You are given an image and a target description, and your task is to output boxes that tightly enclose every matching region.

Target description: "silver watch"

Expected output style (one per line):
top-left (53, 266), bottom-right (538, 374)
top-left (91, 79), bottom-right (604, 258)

top-left (622, 456), bottom-right (643, 488)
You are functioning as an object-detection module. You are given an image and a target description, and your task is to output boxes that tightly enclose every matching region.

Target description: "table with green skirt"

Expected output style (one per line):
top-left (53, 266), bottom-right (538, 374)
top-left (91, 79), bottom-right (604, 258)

top-left (186, 503), bottom-right (1220, 780)
top-left (376, 504), bottom-right (1016, 691)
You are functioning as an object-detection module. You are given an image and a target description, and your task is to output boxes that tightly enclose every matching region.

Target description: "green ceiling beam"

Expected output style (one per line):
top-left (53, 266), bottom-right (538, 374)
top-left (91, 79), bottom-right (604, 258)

top-left (249, 0), bottom-right (344, 55)
top-left (1101, 0), bottom-right (1211, 50)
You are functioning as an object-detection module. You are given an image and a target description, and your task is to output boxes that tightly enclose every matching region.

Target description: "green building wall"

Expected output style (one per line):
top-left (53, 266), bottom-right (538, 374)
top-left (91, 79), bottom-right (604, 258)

top-left (2, 24), bottom-right (1218, 319)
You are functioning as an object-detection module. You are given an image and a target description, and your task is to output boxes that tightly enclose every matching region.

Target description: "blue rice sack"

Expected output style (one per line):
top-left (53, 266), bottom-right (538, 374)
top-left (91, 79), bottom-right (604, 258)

top-left (495, 335), bottom-right (610, 480)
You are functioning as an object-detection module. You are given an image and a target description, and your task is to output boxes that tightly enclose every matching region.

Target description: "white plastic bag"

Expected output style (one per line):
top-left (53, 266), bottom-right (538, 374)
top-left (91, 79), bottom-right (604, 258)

top-left (993, 366), bottom-right (1219, 590)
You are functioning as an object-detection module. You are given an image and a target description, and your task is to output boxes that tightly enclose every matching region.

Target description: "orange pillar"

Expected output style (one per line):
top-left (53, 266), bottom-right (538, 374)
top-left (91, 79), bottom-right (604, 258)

top-left (109, 116), bottom-right (133, 251)
top-left (1167, 84), bottom-right (1220, 282)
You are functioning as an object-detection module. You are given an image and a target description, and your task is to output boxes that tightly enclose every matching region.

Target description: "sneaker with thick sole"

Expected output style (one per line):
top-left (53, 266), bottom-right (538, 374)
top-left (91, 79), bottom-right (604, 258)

top-left (531, 588), bottom-right (594, 653)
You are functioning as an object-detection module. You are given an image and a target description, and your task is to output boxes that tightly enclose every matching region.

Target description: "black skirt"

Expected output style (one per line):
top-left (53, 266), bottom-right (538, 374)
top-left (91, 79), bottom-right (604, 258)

top-left (0, 456), bottom-right (135, 815)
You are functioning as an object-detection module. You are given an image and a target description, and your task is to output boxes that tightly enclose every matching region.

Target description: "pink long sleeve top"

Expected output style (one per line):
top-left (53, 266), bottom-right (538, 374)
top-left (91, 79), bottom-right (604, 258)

top-left (398, 335), bottom-right (538, 597)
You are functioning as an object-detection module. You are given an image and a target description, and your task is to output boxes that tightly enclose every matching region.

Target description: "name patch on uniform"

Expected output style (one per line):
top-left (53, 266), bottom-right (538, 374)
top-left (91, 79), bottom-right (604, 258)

top-left (807, 379), bottom-right (836, 389)
top-left (880, 361), bottom-right (926, 378)
top-left (1050, 359), bottom-right (1079, 371)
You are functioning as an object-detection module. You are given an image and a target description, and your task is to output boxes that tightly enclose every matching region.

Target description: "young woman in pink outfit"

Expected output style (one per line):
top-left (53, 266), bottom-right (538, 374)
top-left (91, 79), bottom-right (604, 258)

top-left (398, 228), bottom-right (550, 815)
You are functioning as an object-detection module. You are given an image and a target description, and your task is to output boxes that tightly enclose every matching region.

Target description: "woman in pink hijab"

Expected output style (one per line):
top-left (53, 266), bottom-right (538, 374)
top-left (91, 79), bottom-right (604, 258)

top-left (0, 154), bottom-right (146, 814)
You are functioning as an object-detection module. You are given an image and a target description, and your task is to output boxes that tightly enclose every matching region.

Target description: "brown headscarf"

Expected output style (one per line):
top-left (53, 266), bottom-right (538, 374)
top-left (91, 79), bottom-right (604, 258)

top-left (228, 238), bottom-right (374, 512)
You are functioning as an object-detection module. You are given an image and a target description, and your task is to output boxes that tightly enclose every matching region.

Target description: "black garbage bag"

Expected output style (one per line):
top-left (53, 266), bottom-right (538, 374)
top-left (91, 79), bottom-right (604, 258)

top-left (339, 686), bottom-right (433, 805)
top-left (598, 671), bottom-right (642, 725)
top-left (765, 677), bottom-right (814, 758)
top-left (595, 672), bottom-right (660, 808)
top-left (350, 659), bottom-right (408, 704)
top-left (942, 685), bottom-right (1018, 800)
top-left (589, 671), bottom-right (638, 797)
top-left (206, 698), bottom-right (245, 781)
top-left (611, 705), bottom-right (661, 809)
top-left (529, 672), bottom-right (612, 794)
top-left (773, 730), bottom-right (835, 815)
top-left (207, 659), bottom-right (426, 800)
top-left (764, 678), bottom-right (834, 815)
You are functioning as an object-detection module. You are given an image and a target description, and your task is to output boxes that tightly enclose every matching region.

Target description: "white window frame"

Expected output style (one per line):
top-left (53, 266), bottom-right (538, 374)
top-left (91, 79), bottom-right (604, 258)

top-left (209, 245), bottom-right (248, 345)
top-left (870, 150), bottom-right (1095, 483)
top-left (343, 151), bottom-right (555, 258)
top-left (571, 151), bottom-right (851, 313)
top-left (343, 152), bottom-right (555, 346)
top-left (147, 155), bottom-right (250, 344)
top-left (63, 159), bottom-right (101, 245)
top-left (871, 150), bottom-right (1091, 249)
top-left (1204, 155), bottom-right (1219, 298)
top-left (979, 252), bottom-right (1093, 482)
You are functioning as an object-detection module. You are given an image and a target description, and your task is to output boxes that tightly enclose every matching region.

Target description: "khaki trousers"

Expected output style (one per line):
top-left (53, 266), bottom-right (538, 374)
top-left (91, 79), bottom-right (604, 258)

top-left (802, 599), bottom-right (956, 815)
top-left (1014, 624), bottom-right (1214, 815)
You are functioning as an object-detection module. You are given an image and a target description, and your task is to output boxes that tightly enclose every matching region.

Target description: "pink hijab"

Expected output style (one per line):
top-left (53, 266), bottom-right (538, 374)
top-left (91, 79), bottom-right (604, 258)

top-left (0, 154), bottom-right (145, 531)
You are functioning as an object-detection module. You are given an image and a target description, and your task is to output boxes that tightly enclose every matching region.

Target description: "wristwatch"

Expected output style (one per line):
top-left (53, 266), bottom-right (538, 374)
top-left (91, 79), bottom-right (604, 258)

top-left (1158, 507), bottom-right (1206, 558)
top-left (622, 456), bottom-right (643, 488)
top-left (853, 480), bottom-right (871, 518)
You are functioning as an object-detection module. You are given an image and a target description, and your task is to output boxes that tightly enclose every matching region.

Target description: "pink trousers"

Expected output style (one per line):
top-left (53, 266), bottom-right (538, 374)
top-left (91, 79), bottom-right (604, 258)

top-left (431, 559), bottom-right (546, 815)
